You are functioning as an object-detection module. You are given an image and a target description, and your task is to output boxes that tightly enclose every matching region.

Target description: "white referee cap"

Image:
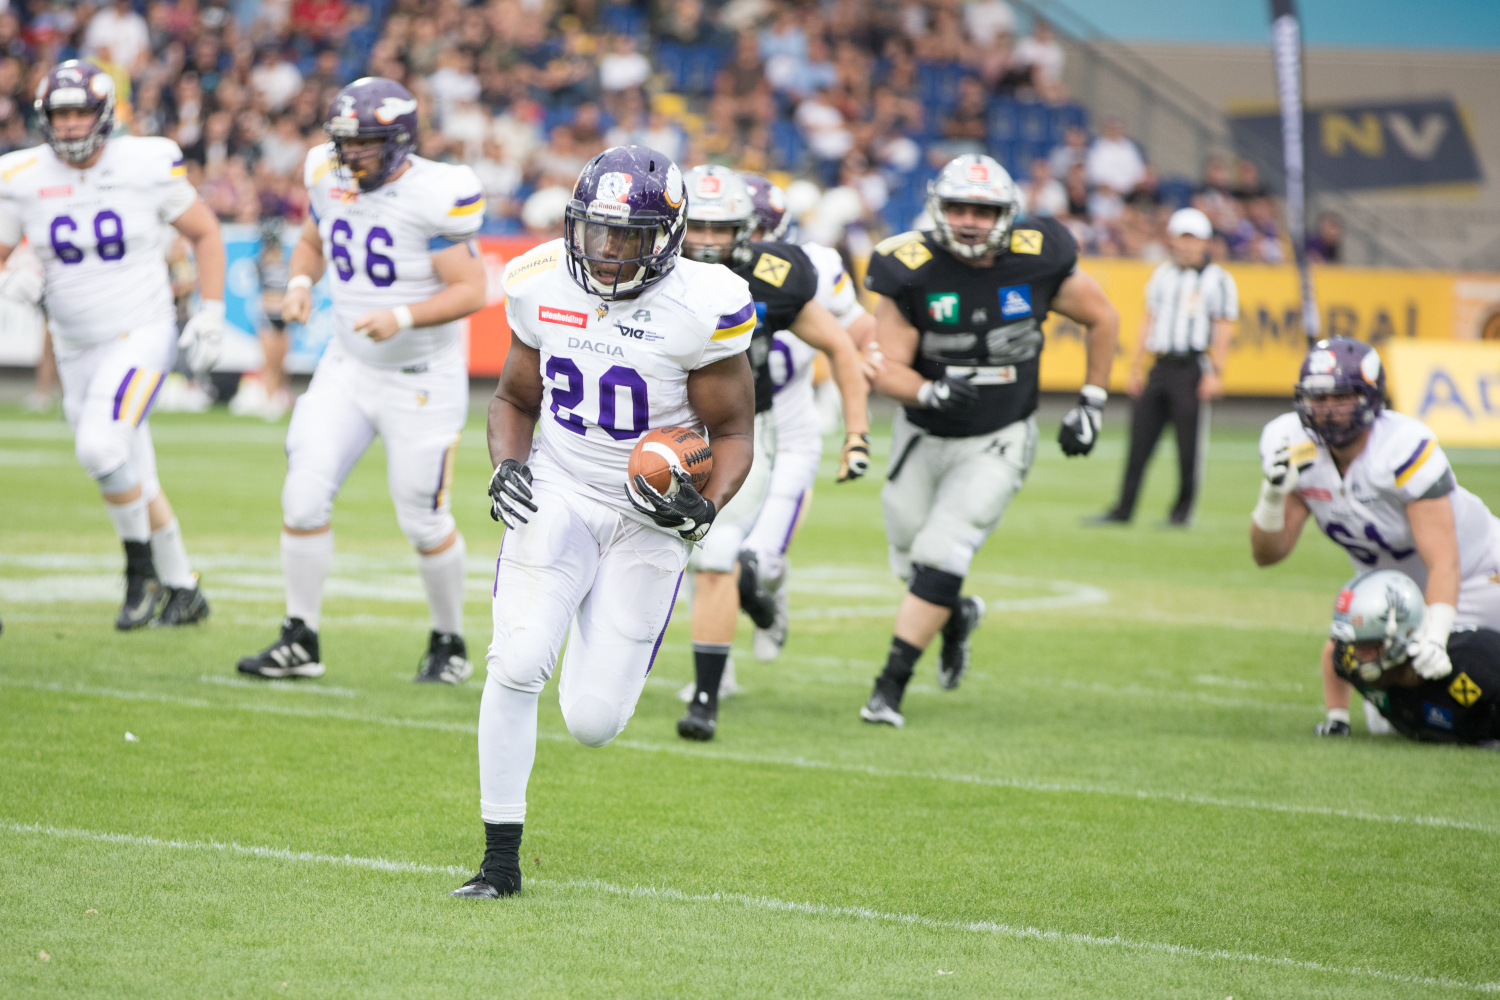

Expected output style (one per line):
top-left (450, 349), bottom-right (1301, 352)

top-left (1167, 207), bottom-right (1213, 239)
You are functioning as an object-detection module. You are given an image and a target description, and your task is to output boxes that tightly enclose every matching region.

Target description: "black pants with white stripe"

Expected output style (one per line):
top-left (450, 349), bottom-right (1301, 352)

top-left (1111, 355), bottom-right (1206, 523)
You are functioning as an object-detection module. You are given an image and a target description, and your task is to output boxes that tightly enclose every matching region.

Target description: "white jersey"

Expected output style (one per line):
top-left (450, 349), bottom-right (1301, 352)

top-left (769, 242), bottom-right (864, 450)
top-left (0, 137), bottom-right (194, 347)
top-left (1260, 410), bottom-right (1500, 588)
top-left (304, 144), bottom-right (484, 368)
top-left (504, 240), bottom-right (754, 524)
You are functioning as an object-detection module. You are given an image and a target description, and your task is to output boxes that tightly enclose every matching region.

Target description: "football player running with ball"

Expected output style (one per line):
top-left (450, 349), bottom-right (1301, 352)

top-left (0, 60), bottom-right (224, 629)
top-left (860, 154), bottom-right (1119, 727)
top-left (1250, 336), bottom-right (1500, 736)
top-left (236, 78), bottom-right (488, 684)
top-left (452, 147), bottom-right (758, 898)
top-left (1326, 570), bottom-right (1500, 746)
top-left (732, 172), bottom-right (878, 663)
top-left (674, 165), bottom-right (872, 741)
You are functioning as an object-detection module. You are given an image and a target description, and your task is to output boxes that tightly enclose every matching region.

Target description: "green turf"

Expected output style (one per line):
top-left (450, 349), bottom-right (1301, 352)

top-left (2, 403), bottom-right (1499, 999)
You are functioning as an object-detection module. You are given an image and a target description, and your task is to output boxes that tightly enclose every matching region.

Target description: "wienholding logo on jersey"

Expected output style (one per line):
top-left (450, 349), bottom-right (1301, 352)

top-left (539, 306), bottom-right (588, 328)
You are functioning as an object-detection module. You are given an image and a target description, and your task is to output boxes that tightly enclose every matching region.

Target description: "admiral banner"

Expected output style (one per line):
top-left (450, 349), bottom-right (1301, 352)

top-left (1385, 341), bottom-right (1500, 447)
top-left (1038, 258), bottom-right (1462, 396)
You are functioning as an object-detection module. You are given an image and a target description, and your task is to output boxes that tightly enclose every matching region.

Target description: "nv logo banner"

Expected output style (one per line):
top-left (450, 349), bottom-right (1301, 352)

top-left (1229, 97), bottom-right (1481, 192)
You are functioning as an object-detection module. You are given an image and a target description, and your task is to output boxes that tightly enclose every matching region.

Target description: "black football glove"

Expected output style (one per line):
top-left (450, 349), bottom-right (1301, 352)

top-left (916, 374), bottom-right (978, 412)
top-left (837, 432), bottom-right (870, 482)
top-left (488, 459), bottom-right (536, 528)
top-left (1058, 385), bottom-right (1107, 457)
top-left (628, 467), bottom-right (716, 541)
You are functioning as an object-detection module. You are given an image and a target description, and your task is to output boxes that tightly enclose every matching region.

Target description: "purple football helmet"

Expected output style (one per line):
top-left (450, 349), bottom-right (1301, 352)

top-left (35, 60), bottom-right (116, 164)
top-left (564, 146), bottom-right (687, 300)
top-left (1294, 336), bottom-right (1386, 448)
top-left (324, 77), bottom-right (419, 192)
top-left (740, 172), bottom-right (789, 240)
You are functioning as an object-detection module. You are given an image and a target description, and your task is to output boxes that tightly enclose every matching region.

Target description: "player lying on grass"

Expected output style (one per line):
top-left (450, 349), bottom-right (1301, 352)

top-left (1327, 569), bottom-right (1500, 746)
top-left (0, 59), bottom-right (223, 630)
top-left (235, 77), bottom-right (488, 685)
top-left (1249, 336), bottom-right (1500, 736)
top-left (672, 165), bottom-right (871, 743)
top-left (453, 146), bottom-right (757, 898)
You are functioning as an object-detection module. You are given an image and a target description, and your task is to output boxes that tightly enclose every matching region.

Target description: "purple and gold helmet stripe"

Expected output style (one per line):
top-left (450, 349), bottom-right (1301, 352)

top-left (712, 302), bottom-right (756, 341)
top-left (112, 368), bottom-right (163, 426)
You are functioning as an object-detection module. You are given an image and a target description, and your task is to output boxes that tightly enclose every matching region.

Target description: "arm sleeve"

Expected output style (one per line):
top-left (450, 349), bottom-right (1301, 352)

top-left (156, 142), bottom-right (198, 223)
top-left (696, 294), bottom-right (756, 369)
top-left (1214, 269), bottom-right (1239, 322)
top-left (1391, 435), bottom-right (1455, 502)
top-left (431, 165), bottom-right (486, 248)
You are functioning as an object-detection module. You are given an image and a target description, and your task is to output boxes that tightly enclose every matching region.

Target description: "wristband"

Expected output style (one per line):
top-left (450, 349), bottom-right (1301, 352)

top-left (393, 305), bottom-right (414, 330)
top-left (287, 275), bottom-right (313, 291)
top-left (1080, 384), bottom-right (1108, 407)
top-left (199, 298), bottom-right (226, 319)
top-left (1251, 479), bottom-right (1287, 532)
top-left (1423, 602), bottom-right (1456, 641)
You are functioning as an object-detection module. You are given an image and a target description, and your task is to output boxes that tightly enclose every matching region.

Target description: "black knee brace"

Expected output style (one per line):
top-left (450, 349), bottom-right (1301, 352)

top-left (909, 564), bottom-right (963, 609)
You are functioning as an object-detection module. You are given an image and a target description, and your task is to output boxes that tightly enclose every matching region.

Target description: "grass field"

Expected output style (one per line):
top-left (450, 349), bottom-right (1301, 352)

top-left (3, 400), bottom-right (1499, 999)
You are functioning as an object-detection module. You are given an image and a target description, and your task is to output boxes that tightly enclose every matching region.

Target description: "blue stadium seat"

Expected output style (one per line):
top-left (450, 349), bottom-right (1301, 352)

top-left (653, 42), bottom-right (689, 92)
top-left (987, 98), bottom-right (1020, 144)
top-left (987, 139), bottom-right (1020, 175)
top-left (1017, 101), bottom-right (1049, 145)
top-left (771, 119), bottom-right (806, 171)
top-left (916, 61), bottom-right (964, 115)
top-left (1157, 176), bottom-right (1197, 210)
top-left (600, 3), bottom-right (648, 37)
top-left (1051, 103), bottom-right (1088, 137)
top-left (541, 106), bottom-right (577, 135)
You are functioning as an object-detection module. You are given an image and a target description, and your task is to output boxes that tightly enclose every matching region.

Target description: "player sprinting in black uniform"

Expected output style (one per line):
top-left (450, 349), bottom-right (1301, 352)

top-left (675, 165), bottom-right (871, 741)
top-left (860, 153), bottom-right (1119, 727)
top-left (1329, 569), bottom-right (1500, 746)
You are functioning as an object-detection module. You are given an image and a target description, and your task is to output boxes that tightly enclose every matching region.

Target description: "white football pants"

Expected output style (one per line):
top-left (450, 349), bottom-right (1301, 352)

top-left (882, 410), bottom-right (1038, 580)
top-left (744, 367), bottom-right (823, 583)
top-left (689, 410), bottom-right (776, 574)
top-left (56, 322), bottom-right (176, 497)
top-left (281, 340), bottom-right (467, 551)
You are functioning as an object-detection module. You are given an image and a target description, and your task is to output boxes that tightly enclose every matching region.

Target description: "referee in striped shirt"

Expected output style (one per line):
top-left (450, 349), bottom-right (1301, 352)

top-left (1094, 208), bottom-right (1238, 527)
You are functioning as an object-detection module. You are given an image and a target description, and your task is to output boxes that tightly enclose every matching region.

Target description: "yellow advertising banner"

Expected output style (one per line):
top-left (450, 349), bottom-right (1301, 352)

top-left (1038, 259), bottom-right (1460, 396)
top-left (1385, 340), bottom-right (1500, 446)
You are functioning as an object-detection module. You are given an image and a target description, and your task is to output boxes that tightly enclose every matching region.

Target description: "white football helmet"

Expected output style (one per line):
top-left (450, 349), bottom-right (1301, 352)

top-left (682, 164), bottom-right (755, 264)
top-left (925, 154), bottom-right (1019, 260)
top-left (1329, 569), bottom-right (1426, 681)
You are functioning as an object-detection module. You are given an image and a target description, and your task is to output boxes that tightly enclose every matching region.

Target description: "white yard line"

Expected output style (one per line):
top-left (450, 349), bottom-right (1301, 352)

top-left (2, 820), bottom-right (1493, 994)
top-left (4, 675), bottom-right (1495, 837)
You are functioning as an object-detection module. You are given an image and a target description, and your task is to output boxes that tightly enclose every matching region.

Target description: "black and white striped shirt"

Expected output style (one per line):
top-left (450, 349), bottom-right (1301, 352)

top-left (1143, 261), bottom-right (1238, 355)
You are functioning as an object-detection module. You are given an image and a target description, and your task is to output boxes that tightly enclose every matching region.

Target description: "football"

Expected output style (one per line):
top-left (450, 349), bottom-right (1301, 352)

top-left (628, 426), bottom-right (713, 496)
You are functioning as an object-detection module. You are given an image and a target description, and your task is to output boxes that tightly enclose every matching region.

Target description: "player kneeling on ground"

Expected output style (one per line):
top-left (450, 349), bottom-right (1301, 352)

top-left (1327, 570), bottom-right (1500, 746)
top-left (452, 147), bottom-right (757, 898)
top-left (236, 77), bottom-right (488, 684)
top-left (0, 59), bottom-right (223, 629)
top-left (1249, 336), bottom-right (1500, 736)
top-left (859, 154), bottom-right (1118, 727)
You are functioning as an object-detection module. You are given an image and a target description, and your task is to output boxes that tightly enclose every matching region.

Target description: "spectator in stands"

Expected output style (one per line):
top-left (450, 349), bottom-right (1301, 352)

top-left (962, 0), bottom-right (1016, 47)
top-left (1307, 212), bottom-right (1343, 264)
top-left (785, 33), bottom-right (838, 100)
top-left (1192, 155), bottom-right (1234, 218)
top-left (83, 0), bottom-right (150, 77)
top-left (599, 33), bottom-right (651, 96)
top-left (1011, 17), bottom-right (1064, 99)
top-left (1049, 124), bottom-right (1089, 179)
top-left (1023, 157), bottom-right (1067, 218)
top-left (938, 74), bottom-right (988, 148)
top-left (473, 137), bottom-right (522, 221)
top-left (796, 86), bottom-right (854, 186)
top-left (428, 48), bottom-right (481, 126)
top-left (1086, 116), bottom-right (1146, 196)
top-left (252, 47), bottom-right (304, 112)
top-left (1233, 157), bottom-right (1271, 202)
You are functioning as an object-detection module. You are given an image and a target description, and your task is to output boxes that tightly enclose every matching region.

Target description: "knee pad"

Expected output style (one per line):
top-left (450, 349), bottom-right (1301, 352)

top-left (396, 503), bottom-right (456, 553)
top-left (281, 470), bottom-right (336, 531)
top-left (561, 693), bottom-right (627, 748)
top-left (909, 564), bottom-right (963, 609)
top-left (76, 423), bottom-right (131, 483)
top-left (485, 628), bottom-right (558, 696)
top-left (94, 461), bottom-right (139, 494)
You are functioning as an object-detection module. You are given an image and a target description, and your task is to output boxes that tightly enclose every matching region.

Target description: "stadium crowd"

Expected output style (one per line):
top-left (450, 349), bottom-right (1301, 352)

top-left (0, 0), bottom-right (1311, 264)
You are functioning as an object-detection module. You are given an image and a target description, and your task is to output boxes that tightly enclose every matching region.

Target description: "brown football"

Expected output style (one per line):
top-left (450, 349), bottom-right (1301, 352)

top-left (628, 427), bottom-right (713, 495)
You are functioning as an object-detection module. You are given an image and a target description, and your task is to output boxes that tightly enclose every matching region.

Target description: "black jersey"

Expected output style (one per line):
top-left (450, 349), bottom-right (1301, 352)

top-left (1335, 628), bottom-right (1500, 744)
top-left (731, 241), bottom-right (819, 414)
top-left (864, 218), bottom-right (1078, 438)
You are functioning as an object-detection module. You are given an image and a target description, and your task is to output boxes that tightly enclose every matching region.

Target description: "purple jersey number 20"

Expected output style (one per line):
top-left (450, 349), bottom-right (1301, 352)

top-left (547, 357), bottom-right (649, 440)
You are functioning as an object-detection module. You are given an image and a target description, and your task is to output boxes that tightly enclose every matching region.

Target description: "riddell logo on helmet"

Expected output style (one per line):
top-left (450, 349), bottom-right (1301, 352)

top-left (967, 164), bottom-right (989, 182)
top-left (539, 306), bottom-right (588, 328)
top-left (1335, 589), bottom-right (1354, 614)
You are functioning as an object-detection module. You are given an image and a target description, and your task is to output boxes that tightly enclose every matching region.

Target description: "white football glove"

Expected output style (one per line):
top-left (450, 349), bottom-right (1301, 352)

top-left (0, 265), bottom-right (44, 307)
top-left (1251, 440), bottom-right (1307, 532)
top-left (178, 299), bottom-right (225, 375)
top-left (1408, 602), bottom-right (1455, 680)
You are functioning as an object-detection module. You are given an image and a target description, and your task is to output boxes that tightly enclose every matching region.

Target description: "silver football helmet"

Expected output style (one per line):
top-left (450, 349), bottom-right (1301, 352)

top-left (682, 164), bottom-right (755, 265)
top-left (925, 154), bottom-right (1018, 260)
top-left (1329, 569), bottom-right (1426, 681)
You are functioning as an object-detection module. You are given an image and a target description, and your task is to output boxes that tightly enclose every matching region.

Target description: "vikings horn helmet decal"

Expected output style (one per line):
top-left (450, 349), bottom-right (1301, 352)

top-left (35, 60), bottom-right (116, 164)
top-left (740, 172), bottom-right (789, 240)
top-left (323, 77), bottom-right (419, 192)
top-left (1294, 336), bottom-right (1386, 448)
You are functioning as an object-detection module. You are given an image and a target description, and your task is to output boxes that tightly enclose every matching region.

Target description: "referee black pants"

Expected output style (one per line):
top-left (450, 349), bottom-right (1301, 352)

top-left (1111, 355), bottom-right (1206, 522)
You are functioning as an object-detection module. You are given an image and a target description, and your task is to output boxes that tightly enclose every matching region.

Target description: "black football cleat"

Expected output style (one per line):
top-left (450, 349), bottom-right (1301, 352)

top-left (677, 697), bottom-right (717, 741)
top-left (414, 630), bottom-right (473, 684)
top-left (859, 688), bottom-right (905, 728)
top-left (116, 575), bottom-right (164, 630)
top-left (452, 823), bottom-right (522, 898)
top-left (736, 550), bottom-right (777, 630)
top-left (237, 618), bottom-right (324, 678)
top-left (154, 576), bottom-right (210, 627)
top-left (450, 870), bottom-right (519, 899)
top-left (1313, 719), bottom-right (1351, 737)
top-left (937, 596), bottom-right (985, 690)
